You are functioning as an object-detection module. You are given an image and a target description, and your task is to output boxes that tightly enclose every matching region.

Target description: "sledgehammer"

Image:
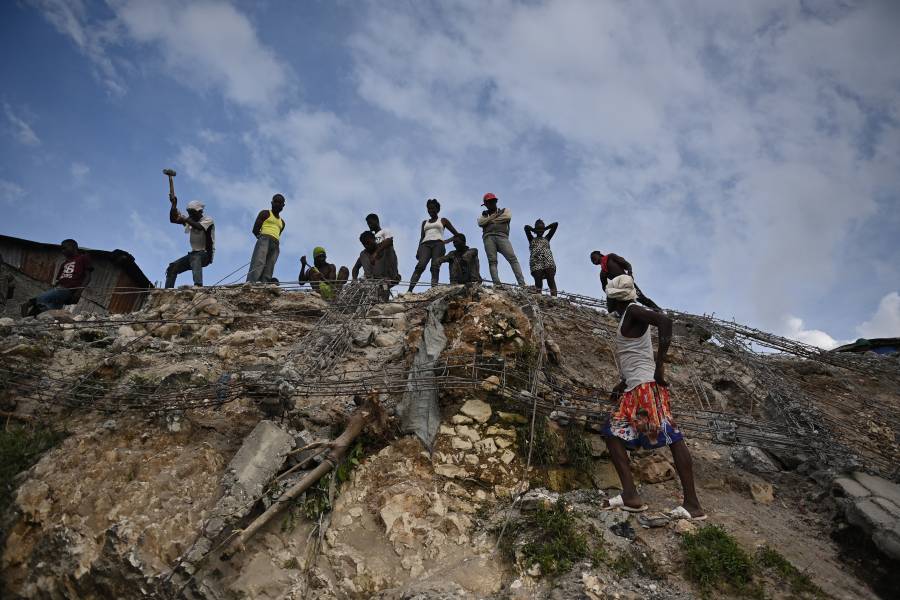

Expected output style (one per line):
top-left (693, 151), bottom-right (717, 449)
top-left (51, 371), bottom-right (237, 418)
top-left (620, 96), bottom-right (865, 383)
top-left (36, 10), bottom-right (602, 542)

top-left (162, 168), bottom-right (176, 197)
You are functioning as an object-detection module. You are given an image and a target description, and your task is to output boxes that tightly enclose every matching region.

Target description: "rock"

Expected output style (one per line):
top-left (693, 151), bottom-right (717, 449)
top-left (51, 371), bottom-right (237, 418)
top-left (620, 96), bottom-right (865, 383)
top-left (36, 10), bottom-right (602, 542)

top-left (852, 472), bottom-right (900, 507)
top-left (486, 426), bottom-right (516, 438)
top-left (634, 454), bottom-right (675, 483)
top-left (460, 398), bottom-right (492, 423)
top-left (497, 411), bottom-right (528, 425)
top-left (351, 326), bottom-right (376, 347)
top-left (520, 489), bottom-right (558, 511)
top-left (452, 438), bottom-right (473, 451)
top-left (495, 437), bottom-right (513, 449)
top-left (592, 461), bottom-right (622, 490)
top-left (587, 434), bottom-right (608, 458)
top-left (0, 316), bottom-right (15, 333)
top-left (481, 376), bottom-right (501, 393)
top-left (833, 477), bottom-right (871, 499)
top-left (545, 338), bottom-right (562, 365)
top-left (750, 482), bottom-right (775, 504)
top-left (464, 454), bottom-right (479, 466)
top-left (474, 438), bottom-right (497, 454)
top-left (199, 324), bottom-right (224, 342)
top-left (374, 331), bottom-right (402, 347)
top-left (154, 322), bottom-right (183, 339)
top-left (455, 425), bottom-right (481, 443)
top-left (731, 445), bottom-right (780, 474)
top-left (500, 450), bottom-right (516, 465)
top-left (451, 414), bottom-right (474, 424)
top-left (435, 464), bottom-right (467, 478)
top-left (673, 519), bottom-right (698, 535)
top-left (36, 309), bottom-right (75, 322)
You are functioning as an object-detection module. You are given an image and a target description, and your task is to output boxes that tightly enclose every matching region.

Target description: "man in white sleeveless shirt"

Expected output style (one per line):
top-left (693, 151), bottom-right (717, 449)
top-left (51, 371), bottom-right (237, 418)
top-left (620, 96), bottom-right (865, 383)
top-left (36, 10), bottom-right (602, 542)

top-left (600, 275), bottom-right (705, 520)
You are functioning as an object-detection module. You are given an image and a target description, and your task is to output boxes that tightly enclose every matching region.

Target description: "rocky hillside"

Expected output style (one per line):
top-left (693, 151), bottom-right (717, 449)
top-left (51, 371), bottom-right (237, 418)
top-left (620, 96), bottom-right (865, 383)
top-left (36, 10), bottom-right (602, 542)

top-left (0, 283), bottom-right (898, 599)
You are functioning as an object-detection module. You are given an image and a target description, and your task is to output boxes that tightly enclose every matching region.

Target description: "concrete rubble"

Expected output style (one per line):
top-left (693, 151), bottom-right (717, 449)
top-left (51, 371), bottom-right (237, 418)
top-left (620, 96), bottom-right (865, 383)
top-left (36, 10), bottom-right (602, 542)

top-left (0, 284), bottom-right (898, 599)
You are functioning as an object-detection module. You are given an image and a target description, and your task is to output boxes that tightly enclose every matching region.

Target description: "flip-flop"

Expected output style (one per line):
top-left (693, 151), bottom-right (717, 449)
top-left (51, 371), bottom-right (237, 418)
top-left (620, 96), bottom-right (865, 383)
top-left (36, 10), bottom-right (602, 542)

top-left (638, 513), bottom-right (671, 528)
top-left (668, 506), bottom-right (708, 521)
top-left (602, 494), bottom-right (649, 513)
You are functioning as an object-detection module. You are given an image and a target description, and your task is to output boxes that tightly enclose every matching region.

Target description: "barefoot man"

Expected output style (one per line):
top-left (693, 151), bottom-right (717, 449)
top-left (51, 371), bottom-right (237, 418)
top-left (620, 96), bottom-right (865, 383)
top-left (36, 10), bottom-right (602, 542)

top-left (601, 275), bottom-right (704, 520)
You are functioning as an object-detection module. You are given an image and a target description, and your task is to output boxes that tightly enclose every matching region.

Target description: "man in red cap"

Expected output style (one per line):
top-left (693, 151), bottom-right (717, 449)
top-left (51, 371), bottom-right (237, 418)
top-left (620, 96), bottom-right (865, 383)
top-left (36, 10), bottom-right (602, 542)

top-left (477, 192), bottom-right (526, 286)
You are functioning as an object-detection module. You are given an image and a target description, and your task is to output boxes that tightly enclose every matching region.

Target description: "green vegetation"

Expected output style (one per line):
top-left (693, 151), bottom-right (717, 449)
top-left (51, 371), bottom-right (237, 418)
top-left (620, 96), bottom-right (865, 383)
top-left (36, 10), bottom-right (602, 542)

top-left (682, 525), bottom-right (758, 597)
top-left (0, 425), bottom-right (66, 514)
top-left (516, 416), bottom-right (560, 468)
top-left (519, 499), bottom-right (590, 576)
top-left (682, 527), bottom-right (826, 599)
top-left (564, 426), bottom-right (594, 475)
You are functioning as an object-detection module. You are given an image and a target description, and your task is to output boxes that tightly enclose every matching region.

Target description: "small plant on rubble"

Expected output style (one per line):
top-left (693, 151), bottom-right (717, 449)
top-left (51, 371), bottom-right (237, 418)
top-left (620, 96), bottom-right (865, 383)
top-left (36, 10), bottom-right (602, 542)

top-left (519, 499), bottom-right (590, 576)
top-left (681, 525), bottom-right (759, 597)
top-left (1, 425), bottom-right (66, 515)
top-left (516, 416), bottom-right (560, 467)
top-left (295, 441), bottom-right (364, 523)
top-left (564, 426), bottom-right (594, 476)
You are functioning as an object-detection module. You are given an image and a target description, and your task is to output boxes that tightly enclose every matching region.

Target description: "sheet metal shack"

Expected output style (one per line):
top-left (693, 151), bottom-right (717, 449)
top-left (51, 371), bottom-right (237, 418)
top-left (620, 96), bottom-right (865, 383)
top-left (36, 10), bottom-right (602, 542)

top-left (0, 235), bottom-right (152, 316)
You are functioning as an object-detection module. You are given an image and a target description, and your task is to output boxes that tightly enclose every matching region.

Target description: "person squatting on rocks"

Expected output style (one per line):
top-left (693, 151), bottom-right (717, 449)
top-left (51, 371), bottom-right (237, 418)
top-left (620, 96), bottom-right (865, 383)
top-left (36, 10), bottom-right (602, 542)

top-left (436, 234), bottom-right (482, 285)
top-left (600, 275), bottom-right (704, 520)
top-left (247, 194), bottom-right (286, 283)
top-left (166, 195), bottom-right (214, 288)
top-left (591, 250), bottom-right (661, 311)
top-left (477, 192), bottom-right (527, 287)
top-left (299, 246), bottom-right (349, 300)
top-left (524, 219), bottom-right (558, 296)
top-left (352, 230), bottom-right (401, 301)
top-left (20, 239), bottom-right (93, 317)
top-left (407, 198), bottom-right (460, 292)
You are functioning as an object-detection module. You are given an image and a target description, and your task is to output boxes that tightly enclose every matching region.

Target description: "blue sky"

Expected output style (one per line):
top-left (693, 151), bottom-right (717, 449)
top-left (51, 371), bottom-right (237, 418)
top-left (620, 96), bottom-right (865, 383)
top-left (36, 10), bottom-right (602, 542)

top-left (1, 0), bottom-right (899, 347)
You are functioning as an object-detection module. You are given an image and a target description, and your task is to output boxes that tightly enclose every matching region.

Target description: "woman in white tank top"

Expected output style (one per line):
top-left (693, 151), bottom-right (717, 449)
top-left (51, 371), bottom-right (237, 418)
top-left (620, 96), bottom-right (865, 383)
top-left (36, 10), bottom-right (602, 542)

top-left (408, 198), bottom-right (461, 291)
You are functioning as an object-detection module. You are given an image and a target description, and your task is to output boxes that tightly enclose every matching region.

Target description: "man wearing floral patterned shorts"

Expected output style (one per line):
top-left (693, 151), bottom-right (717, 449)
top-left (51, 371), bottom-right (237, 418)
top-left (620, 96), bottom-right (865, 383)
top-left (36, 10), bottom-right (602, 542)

top-left (600, 275), bottom-right (705, 520)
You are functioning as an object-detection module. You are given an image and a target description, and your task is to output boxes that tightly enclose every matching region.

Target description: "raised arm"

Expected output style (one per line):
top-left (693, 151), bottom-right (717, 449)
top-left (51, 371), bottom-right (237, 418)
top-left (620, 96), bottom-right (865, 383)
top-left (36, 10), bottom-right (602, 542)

top-left (524, 224), bottom-right (534, 242)
top-left (545, 222), bottom-right (559, 241)
top-left (441, 217), bottom-right (460, 239)
top-left (169, 195), bottom-right (184, 224)
top-left (299, 256), bottom-right (309, 283)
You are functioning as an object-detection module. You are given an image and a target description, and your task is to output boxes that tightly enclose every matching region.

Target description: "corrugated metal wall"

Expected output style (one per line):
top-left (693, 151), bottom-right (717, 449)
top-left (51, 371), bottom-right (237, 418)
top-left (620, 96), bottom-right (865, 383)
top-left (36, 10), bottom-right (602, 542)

top-left (0, 240), bottom-right (149, 314)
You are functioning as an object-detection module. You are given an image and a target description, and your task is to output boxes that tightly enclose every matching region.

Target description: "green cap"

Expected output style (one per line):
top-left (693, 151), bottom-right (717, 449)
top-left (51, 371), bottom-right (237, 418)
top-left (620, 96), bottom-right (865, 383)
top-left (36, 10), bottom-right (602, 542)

top-left (313, 246), bottom-right (326, 257)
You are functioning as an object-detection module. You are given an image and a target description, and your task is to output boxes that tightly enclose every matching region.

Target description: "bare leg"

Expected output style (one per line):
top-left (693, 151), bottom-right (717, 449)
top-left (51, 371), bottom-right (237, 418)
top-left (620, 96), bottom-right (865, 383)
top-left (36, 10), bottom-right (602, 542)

top-left (669, 439), bottom-right (704, 517)
top-left (603, 435), bottom-right (644, 508)
top-left (546, 272), bottom-right (558, 297)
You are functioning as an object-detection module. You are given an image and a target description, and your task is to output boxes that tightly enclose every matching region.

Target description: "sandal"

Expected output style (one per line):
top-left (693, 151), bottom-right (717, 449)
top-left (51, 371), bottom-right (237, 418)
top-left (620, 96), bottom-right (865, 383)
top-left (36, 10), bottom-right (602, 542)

top-left (602, 494), bottom-right (649, 513)
top-left (668, 506), bottom-right (708, 521)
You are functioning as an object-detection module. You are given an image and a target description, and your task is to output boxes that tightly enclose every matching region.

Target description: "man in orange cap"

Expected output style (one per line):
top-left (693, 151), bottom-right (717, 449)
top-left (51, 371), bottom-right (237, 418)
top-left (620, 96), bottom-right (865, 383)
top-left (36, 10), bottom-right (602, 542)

top-left (477, 192), bottom-right (526, 286)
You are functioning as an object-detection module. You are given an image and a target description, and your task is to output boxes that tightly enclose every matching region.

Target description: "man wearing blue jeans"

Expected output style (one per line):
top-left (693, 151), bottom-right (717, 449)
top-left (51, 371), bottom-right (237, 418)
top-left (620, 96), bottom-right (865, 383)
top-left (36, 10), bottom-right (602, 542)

top-left (477, 193), bottom-right (526, 286)
top-left (166, 195), bottom-right (215, 288)
top-left (21, 239), bottom-right (93, 316)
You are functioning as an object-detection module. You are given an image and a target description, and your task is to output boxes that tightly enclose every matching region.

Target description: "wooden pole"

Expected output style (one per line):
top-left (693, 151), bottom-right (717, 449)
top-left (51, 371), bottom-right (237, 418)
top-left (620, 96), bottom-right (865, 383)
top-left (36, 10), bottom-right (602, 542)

top-left (221, 397), bottom-right (376, 559)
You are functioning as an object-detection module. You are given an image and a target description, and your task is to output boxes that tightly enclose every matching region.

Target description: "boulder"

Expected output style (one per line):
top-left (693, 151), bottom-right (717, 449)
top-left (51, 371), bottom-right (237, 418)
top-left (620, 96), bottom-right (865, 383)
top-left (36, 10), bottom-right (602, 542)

top-left (460, 398), bottom-right (492, 423)
top-left (481, 376), bottom-right (501, 393)
top-left (731, 445), bottom-right (780, 474)
top-left (633, 454), bottom-right (675, 483)
top-left (750, 482), bottom-right (775, 504)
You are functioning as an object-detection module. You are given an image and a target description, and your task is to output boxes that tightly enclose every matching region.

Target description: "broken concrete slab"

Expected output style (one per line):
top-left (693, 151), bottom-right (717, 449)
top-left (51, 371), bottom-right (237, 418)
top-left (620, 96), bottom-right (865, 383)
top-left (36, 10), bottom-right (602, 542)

top-left (833, 477), bottom-right (871, 499)
top-left (852, 471), bottom-right (900, 507)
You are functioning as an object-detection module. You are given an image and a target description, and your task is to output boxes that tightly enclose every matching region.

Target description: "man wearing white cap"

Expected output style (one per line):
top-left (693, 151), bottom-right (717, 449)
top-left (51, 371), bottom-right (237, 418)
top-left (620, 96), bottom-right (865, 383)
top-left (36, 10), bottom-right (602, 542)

top-left (166, 193), bottom-right (215, 288)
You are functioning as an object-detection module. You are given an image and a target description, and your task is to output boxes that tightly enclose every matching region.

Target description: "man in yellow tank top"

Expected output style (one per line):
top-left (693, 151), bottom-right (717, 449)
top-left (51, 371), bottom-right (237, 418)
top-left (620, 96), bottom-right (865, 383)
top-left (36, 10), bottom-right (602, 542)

top-left (247, 194), bottom-right (286, 283)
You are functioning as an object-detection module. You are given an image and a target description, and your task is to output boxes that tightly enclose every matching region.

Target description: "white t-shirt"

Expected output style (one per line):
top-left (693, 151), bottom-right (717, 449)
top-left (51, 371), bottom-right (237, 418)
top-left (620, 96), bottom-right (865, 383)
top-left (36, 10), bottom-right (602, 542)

top-left (375, 228), bottom-right (393, 244)
top-left (422, 219), bottom-right (444, 242)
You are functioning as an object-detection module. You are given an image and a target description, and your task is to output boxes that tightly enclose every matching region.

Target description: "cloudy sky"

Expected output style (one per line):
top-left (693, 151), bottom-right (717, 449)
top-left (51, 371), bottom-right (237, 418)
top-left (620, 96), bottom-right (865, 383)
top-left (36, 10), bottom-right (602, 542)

top-left (2, 0), bottom-right (898, 347)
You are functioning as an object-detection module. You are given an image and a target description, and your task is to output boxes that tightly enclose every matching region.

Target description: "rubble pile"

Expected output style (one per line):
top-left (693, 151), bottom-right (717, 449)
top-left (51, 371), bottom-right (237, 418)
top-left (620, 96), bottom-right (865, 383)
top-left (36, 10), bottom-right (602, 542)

top-left (0, 284), bottom-right (898, 599)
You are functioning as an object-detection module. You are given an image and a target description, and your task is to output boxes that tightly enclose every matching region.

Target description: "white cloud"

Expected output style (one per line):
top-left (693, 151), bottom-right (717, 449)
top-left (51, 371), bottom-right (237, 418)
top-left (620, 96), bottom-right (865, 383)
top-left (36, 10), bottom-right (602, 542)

top-left (0, 179), bottom-right (26, 204)
top-left (70, 162), bottom-right (90, 184)
top-left (3, 103), bottom-right (40, 146)
top-left (856, 292), bottom-right (900, 339)
top-left (110, 0), bottom-right (288, 109)
top-left (782, 316), bottom-right (841, 350)
top-left (29, 0), bottom-right (127, 96)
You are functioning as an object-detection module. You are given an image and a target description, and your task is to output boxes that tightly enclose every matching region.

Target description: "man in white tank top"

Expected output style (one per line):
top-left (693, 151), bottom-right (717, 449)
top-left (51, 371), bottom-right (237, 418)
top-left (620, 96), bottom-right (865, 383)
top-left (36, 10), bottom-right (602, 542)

top-left (600, 275), bottom-right (705, 520)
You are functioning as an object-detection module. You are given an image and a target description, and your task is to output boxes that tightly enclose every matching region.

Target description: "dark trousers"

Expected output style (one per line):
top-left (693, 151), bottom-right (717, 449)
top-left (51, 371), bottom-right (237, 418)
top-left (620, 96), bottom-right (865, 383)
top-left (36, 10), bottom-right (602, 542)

top-left (166, 251), bottom-right (207, 288)
top-left (409, 241), bottom-right (446, 290)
